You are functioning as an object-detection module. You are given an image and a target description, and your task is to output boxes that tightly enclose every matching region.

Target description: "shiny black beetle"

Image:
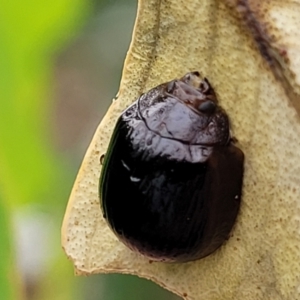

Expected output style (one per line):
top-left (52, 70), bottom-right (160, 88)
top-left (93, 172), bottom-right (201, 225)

top-left (99, 72), bottom-right (244, 262)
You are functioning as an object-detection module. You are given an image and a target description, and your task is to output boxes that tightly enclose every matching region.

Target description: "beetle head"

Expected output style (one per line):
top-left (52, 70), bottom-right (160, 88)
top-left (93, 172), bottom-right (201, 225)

top-left (137, 72), bottom-right (230, 146)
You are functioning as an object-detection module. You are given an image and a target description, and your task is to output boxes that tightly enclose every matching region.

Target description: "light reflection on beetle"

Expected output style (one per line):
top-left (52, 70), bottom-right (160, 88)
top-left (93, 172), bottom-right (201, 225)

top-left (99, 72), bottom-right (244, 262)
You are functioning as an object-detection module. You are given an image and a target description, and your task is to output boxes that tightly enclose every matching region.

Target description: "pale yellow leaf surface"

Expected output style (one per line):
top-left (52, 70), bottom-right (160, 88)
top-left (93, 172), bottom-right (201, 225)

top-left (62, 0), bottom-right (300, 299)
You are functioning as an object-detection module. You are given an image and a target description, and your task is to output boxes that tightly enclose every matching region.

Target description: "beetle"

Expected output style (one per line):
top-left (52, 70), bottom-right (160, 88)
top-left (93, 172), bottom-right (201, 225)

top-left (99, 72), bottom-right (244, 262)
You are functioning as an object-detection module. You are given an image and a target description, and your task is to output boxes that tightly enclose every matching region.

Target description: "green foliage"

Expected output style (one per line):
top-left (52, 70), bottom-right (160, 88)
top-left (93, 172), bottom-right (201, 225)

top-left (0, 1), bottom-right (90, 299)
top-left (0, 0), bottom-right (89, 206)
top-left (0, 194), bottom-right (22, 300)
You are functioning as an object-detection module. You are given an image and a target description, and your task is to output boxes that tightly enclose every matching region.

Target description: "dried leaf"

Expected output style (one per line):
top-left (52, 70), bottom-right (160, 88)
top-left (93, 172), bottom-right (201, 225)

top-left (62, 0), bottom-right (300, 299)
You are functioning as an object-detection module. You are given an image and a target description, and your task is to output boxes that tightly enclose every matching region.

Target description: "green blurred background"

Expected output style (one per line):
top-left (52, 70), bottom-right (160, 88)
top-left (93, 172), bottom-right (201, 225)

top-left (0, 0), bottom-right (181, 299)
